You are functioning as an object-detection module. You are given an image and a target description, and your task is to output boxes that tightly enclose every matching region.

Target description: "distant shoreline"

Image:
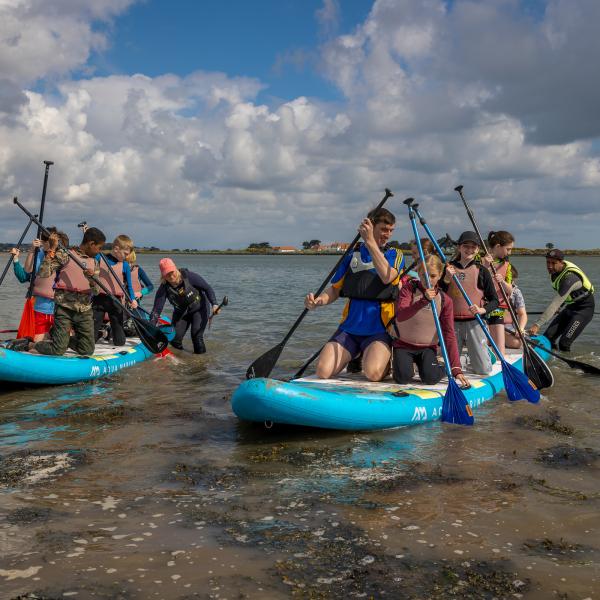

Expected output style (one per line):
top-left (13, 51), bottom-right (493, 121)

top-left (2, 249), bottom-right (600, 257)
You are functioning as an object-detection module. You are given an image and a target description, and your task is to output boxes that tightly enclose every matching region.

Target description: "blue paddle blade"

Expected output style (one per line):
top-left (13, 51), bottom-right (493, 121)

top-left (441, 378), bottom-right (474, 426)
top-left (501, 360), bottom-right (541, 403)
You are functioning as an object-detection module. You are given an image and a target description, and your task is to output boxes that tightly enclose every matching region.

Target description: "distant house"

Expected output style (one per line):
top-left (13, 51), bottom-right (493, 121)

top-left (273, 246), bottom-right (297, 253)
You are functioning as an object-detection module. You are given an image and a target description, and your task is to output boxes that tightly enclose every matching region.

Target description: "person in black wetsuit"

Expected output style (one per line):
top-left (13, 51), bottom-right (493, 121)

top-left (528, 249), bottom-right (595, 351)
top-left (150, 258), bottom-right (220, 354)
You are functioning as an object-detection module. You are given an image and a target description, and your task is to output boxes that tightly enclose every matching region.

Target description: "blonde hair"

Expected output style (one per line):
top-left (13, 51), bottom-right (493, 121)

top-left (128, 249), bottom-right (137, 264)
top-left (417, 254), bottom-right (443, 277)
top-left (113, 234), bottom-right (133, 251)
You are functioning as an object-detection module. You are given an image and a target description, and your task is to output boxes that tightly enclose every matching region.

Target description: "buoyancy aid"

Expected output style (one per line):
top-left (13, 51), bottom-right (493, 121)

top-left (447, 262), bottom-right (484, 319)
top-left (54, 249), bottom-right (93, 293)
top-left (98, 258), bottom-right (125, 297)
top-left (165, 268), bottom-right (202, 313)
top-left (395, 281), bottom-right (443, 347)
top-left (490, 260), bottom-right (510, 309)
top-left (32, 273), bottom-right (56, 299)
top-left (552, 261), bottom-right (594, 304)
top-left (130, 265), bottom-right (142, 297)
top-left (340, 249), bottom-right (398, 301)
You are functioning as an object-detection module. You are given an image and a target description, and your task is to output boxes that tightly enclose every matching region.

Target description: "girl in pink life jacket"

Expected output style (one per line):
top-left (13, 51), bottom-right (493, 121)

top-left (390, 254), bottom-right (470, 388)
top-left (480, 230), bottom-right (514, 356)
top-left (440, 231), bottom-right (499, 376)
top-left (127, 250), bottom-right (154, 305)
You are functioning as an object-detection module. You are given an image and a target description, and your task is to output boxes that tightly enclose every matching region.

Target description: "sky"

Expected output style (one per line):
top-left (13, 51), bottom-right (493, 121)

top-left (1, 0), bottom-right (599, 250)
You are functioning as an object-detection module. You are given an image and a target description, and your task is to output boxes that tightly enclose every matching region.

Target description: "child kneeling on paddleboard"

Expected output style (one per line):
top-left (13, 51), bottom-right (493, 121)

top-left (12, 228), bottom-right (106, 356)
top-left (440, 231), bottom-right (499, 375)
top-left (390, 255), bottom-right (470, 387)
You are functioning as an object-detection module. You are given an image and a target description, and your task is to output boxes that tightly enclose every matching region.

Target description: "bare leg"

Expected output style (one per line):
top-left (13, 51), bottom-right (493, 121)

top-left (489, 323), bottom-right (506, 357)
top-left (504, 330), bottom-right (522, 349)
top-left (362, 340), bottom-right (392, 382)
top-left (316, 342), bottom-right (352, 379)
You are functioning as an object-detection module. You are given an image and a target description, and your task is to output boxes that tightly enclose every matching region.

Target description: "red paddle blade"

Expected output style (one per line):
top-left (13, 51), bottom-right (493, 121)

top-left (17, 297), bottom-right (35, 339)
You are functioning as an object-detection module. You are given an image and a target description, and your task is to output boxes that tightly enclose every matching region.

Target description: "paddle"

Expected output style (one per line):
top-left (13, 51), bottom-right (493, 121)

top-left (17, 162), bottom-right (53, 339)
top-left (526, 336), bottom-right (600, 376)
top-left (13, 199), bottom-right (168, 354)
top-left (0, 209), bottom-right (36, 288)
top-left (454, 185), bottom-right (553, 392)
top-left (97, 252), bottom-right (169, 348)
top-left (411, 199), bottom-right (541, 404)
top-left (209, 295), bottom-right (228, 328)
top-left (245, 188), bottom-right (394, 380)
top-left (405, 199), bottom-right (474, 425)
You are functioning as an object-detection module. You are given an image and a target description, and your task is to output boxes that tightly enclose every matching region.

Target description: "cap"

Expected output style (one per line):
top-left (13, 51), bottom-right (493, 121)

top-left (457, 231), bottom-right (480, 245)
top-left (159, 257), bottom-right (177, 277)
top-left (546, 249), bottom-right (564, 261)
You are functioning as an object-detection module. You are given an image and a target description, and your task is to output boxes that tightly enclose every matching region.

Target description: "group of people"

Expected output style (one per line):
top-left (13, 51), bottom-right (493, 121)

top-left (305, 207), bottom-right (595, 386)
top-left (7, 224), bottom-right (220, 356)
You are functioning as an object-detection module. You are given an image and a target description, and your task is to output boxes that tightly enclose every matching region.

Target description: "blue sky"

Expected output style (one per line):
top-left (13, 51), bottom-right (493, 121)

top-left (90, 0), bottom-right (371, 103)
top-left (1, 0), bottom-right (600, 249)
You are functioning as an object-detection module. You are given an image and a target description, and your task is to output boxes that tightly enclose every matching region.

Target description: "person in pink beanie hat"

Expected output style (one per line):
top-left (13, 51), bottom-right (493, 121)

top-left (150, 258), bottom-right (220, 354)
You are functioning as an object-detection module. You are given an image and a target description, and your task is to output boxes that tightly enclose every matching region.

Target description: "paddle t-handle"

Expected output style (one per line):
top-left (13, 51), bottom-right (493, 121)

top-left (454, 184), bottom-right (463, 193)
top-left (403, 197), bottom-right (414, 207)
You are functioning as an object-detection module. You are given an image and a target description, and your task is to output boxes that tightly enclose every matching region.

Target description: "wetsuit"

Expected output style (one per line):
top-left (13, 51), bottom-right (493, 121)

top-left (535, 263), bottom-right (595, 351)
top-left (150, 269), bottom-right (217, 354)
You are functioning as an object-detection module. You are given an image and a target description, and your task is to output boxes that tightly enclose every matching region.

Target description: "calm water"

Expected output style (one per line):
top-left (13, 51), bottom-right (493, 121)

top-left (1, 254), bottom-right (599, 599)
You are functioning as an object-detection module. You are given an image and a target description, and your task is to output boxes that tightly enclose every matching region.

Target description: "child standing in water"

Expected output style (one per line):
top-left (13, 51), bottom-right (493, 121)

top-left (440, 231), bottom-right (499, 375)
top-left (391, 254), bottom-right (470, 387)
top-left (481, 230), bottom-right (514, 357)
top-left (504, 265), bottom-right (528, 349)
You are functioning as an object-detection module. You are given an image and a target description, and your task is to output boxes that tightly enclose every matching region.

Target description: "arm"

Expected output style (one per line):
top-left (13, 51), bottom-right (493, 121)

top-left (12, 258), bottom-right (31, 283)
top-left (138, 267), bottom-right (154, 295)
top-left (122, 261), bottom-right (137, 303)
top-left (360, 220), bottom-right (400, 284)
top-left (439, 295), bottom-right (463, 375)
top-left (304, 284), bottom-right (341, 309)
top-left (150, 284), bottom-right (168, 323)
top-left (531, 279), bottom-right (583, 331)
top-left (187, 271), bottom-right (217, 306)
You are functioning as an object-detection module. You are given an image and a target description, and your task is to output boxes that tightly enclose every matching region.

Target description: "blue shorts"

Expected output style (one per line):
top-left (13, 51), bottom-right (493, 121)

top-left (329, 328), bottom-right (392, 359)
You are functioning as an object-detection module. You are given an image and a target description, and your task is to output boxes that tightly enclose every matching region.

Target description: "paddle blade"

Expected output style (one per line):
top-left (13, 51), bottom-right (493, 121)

top-left (523, 345), bottom-right (554, 390)
top-left (246, 342), bottom-right (284, 379)
top-left (441, 378), bottom-right (474, 426)
top-left (17, 297), bottom-right (35, 338)
top-left (501, 360), bottom-right (540, 403)
top-left (132, 317), bottom-right (169, 354)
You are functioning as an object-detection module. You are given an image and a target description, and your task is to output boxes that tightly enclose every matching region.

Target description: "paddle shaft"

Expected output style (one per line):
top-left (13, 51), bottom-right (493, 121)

top-left (411, 204), bottom-right (509, 364)
top-left (0, 211), bottom-right (36, 288)
top-left (14, 198), bottom-right (143, 324)
top-left (526, 336), bottom-right (600, 375)
top-left (26, 161), bottom-right (53, 298)
top-left (407, 204), bottom-right (455, 380)
top-left (454, 185), bottom-right (528, 348)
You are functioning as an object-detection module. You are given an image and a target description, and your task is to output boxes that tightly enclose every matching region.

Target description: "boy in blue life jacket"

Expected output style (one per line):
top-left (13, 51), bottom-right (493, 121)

top-left (304, 207), bottom-right (404, 382)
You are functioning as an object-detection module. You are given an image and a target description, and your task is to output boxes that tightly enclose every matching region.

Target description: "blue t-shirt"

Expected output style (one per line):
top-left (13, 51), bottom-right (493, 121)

top-left (331, 244), bottom-right (404, 335)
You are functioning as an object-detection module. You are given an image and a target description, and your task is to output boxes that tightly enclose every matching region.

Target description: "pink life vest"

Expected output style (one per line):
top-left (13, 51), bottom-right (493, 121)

top-left (489, 260), bottom-right (510, 309)
top-left (447, 262), bottom-right (484, 319)
top-left (98, 260), bottom-right (125, 297)
top-left (54, 249), bottom-right (93, 293)
top-left (395, 282), bottom-right (442, 347)
top-left (32, 273), bottom-right (56, 299)
top-left (130, 265), bottom-right (142, 297)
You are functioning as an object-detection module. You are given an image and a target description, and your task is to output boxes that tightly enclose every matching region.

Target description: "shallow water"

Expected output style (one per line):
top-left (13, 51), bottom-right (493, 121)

top-left (1, 254), bottom-right (599, 599)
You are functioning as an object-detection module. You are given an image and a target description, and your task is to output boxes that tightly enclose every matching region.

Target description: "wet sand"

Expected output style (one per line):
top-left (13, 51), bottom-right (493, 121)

top-left (1, 255), bottom-right (599, 599)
